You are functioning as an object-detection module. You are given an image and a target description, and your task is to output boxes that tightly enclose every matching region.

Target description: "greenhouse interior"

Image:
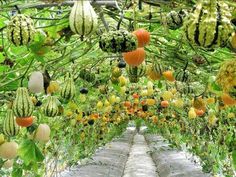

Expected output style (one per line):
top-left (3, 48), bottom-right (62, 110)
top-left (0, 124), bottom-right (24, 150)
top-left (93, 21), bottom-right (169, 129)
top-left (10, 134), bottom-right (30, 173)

top-left (0, 0), bottom-right (235, 177)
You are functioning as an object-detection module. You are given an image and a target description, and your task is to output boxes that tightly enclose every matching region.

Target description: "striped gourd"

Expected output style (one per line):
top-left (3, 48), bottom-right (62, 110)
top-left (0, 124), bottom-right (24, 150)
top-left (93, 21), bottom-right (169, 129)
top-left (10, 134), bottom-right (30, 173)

top-left (42, 96), bottom-right (59, 117)
top-left (12, 87), bottom-right (34, 118)
top-left (127, 65), bottom-right (146, 78)
top-left (99, 30), bottom-right (137, 53)
top-left (60, 74), bottom-right (76, 100)
top-left (69, 0), bottom-right (98, 37)
top-left (175, 70), bottom-right (191, 82)
top-left (127, 65), bottom-right (146, 83)
top-left (7, 14), bottom-right (35, 46)
top-left (153, 62), bottom-right (163, 76)
top-left (183, 0), bottom-right (233, 48)
top-left (3, 110), bottom-right (20, 137)
top-left (166, 10), bottom-right (188, 30)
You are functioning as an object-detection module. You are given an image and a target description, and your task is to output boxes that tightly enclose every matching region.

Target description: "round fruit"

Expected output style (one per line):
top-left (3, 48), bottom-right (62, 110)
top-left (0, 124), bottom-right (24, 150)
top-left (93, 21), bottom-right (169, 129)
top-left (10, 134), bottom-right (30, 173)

top-left (2, 159), bottom-right (14, 169)
top-left (60, 74), bottom-right (76, 100)
top-left (34, 124), bottom-right (51, 143)
top-left (146, 99), bottom-right (156, 106)
top-left (161, 100), bottom-right (169, 108)
top-left (0, 141), bottom-right (18, 159)
top-left (99, 30), bottom-right (137, 53)
top-left (47, 81), bottom-right (60, 94)
top-left (163, 70), bottom-right (175, 82)
top-left (112, 67), bottom-right (122, 78)
top-left (7, 14), bottom-right (35, 46)
top-left (69, 0), bottom-right (98, 37)
top-left (42, 96), bottom-right (59, 117)
top-left (16, 117), bottom-right (33, 127)
top-left (3, 109), bottom-right (20, 137)
top-left (188, 107), bottom-right (197, 119)
top-left (123, 48), bottom-right (145, 67)
top-left (195, 109), bottom-right (205, 117)
top-left (80, 87), bottom-right (89, 94)
top-left (118, 76), bottom-right (127, 86)
top-left (221, 93), bottom-right (236, 106)
top-left (183, 0), bottom-right (233, 48)
top-left (162, 91), bottom-right (173, 101)
top-left (132, 29), bottom-right (150, 47)
top-left (28, 71), bottom-right (44, 93)
top-left (12, 87), bottom-right (34, 118)
top-left (117, 60), bottom-right (126, 68)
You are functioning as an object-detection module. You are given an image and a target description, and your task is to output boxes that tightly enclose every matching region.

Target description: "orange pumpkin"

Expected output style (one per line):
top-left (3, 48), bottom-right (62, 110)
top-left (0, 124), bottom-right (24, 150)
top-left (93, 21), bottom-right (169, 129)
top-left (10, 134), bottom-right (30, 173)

top-left (162, 70), bottom-right (175, 82)
top-left (132, 29), bottom-right (150, 47)
top-left (124, 101), bottom-right (132, 108)
top-left (132, 93), bottom-right (139, 99)
top-left (161, 100), bottom-right (169, 108)
top-left (16, 117), bottom-right (33, 127)
top-left (122, 48), bottom-right (145, 66)
top-left (221, 93), bottom-right (236, 106)
top-left (194, 109), bottom-right (205, 116)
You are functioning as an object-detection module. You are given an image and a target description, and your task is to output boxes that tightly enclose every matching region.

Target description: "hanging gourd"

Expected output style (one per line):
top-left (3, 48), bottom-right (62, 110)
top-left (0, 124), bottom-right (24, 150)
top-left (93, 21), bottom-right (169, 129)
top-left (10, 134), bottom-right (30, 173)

top-left (60, 73), bottom-right (76, 100)
top-left (132, 29), bottom-right (150, 47)
top-left (69, 0), bottom-right (98, 37)
top-left (123, 48), bottom-right (145, 66)
top-left (42, 96), bottom-right (60, 117)
top-left (147, 62), bottom-right (163, 80)
top-left (127, 64), bottom-right (146, 83)
top-left (99, 30), bottom-right (137, 53)
top-left (216, 59), bottom-right (236, 92)
top-left (175, 69), bottom-right (191, 82)
top-left (166, 10), bottom-right (188, 30)
top-left (12, 87), bottom-right (34, 118)
top-left (183, 0), bottom-right (233, 48)
top-left (7, 14), bottom-right (35, 46)
top-left (3, 110), bottom-right (20, 137)
top-left (28, 71), bottom-right (44, 93)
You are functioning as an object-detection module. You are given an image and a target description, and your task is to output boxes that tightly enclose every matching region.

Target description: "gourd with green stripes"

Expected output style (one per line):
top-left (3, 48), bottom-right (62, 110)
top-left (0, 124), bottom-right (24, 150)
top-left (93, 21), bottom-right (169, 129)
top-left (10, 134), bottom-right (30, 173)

top-left (79, 69), bottom-right (96, 82)
top-left (99, 30), bottom-right (137, 53)
top-left (42, 96), bottom-right (60, 117)
top-left (69, 0), bottom-right (98, 37)
top-left (127, 65), bottom-right (146, 83)
top-left (175, 69), bottom-right (191, 82)
top-left (60, 74), bottom-right (76, 100)
top-left (166, 10), bottom-right (188, 30)
top-left (7, 14), bottom-right (35, 46)
top-left (12, 87), bottom-right (34, 118)
top-left (183, 0), bottom-right (233, 48)
top-left (153, 62), bottom-right (163, 76)
top-left (3, 109), bottom-right (20, 137)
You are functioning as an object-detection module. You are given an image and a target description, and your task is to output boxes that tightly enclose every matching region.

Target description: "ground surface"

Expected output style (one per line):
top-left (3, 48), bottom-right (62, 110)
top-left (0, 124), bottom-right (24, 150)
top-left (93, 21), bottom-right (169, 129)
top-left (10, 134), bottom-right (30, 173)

top-left (59, 127), bottom-right (210, 177)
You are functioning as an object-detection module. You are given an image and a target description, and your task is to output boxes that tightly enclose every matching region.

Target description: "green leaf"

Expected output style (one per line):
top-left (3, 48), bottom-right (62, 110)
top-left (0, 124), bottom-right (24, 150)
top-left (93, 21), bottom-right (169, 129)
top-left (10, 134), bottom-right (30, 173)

top-left (232, 150), bottom-right (236, 169)
top-left (18, 139), bottom-right (44, 166)
top-left (157, 81), bottom-right (163, 88)
top-left (0, 53), bottom-right (4, 63)
top-left (12, 166), bottom-right (23, 177)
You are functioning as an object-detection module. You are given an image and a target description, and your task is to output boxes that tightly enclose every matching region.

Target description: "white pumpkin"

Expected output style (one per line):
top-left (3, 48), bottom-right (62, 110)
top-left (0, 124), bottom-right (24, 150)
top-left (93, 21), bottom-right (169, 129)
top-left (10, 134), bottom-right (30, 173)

top-left (3, 159), bottom-right (14, 169)
top-left (69, 0), bottom-right (98, 37)
top-left (34, 124), bottom-right (51, 143)
top-left (28, 71), bottom-right (44, 93)
top-left (0, 141), bottom-right (18, 159)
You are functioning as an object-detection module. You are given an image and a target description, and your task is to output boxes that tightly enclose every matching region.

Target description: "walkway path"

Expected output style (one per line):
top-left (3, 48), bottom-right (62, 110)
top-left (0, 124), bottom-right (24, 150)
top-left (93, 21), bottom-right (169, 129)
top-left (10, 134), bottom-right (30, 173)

top-left (59, 127), bottom-right (210, 177)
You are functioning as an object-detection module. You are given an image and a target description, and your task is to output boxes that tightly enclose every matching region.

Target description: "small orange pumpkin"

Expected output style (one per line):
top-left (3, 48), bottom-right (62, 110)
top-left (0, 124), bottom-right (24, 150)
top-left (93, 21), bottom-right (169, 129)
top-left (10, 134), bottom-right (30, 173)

top-left (132, 29), bottom-right (150, 47)
top-left (194, 109), bottom-right (205, 116)
top-left (221, 93), bottom-right (236, 106)
top-left (161, 100), bottom-right (169, 108)
top-left (162, 70), bottom-right (175, 82)
top-left (123, 48), bottom-right (145, 67)
top-left (16, 116), bottom-right (33, 127)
